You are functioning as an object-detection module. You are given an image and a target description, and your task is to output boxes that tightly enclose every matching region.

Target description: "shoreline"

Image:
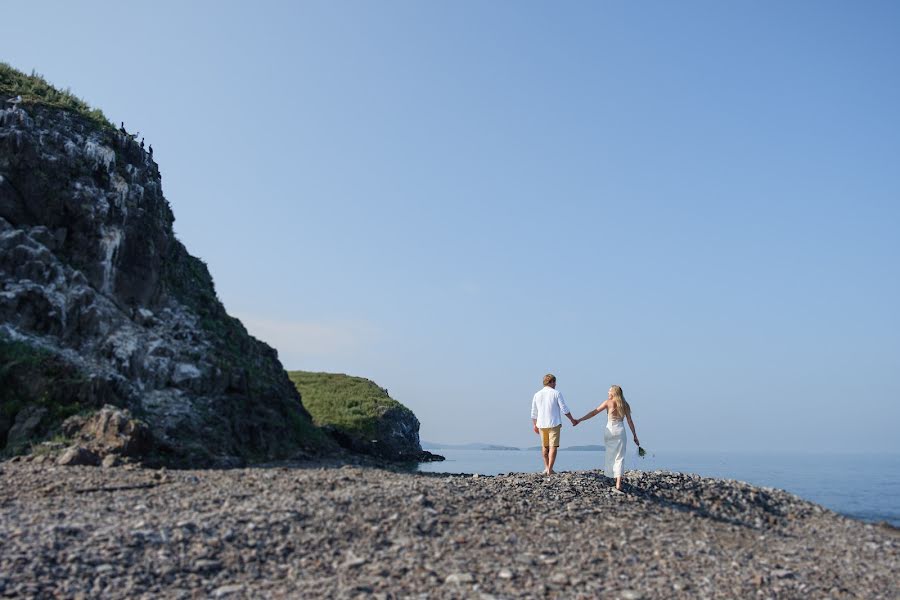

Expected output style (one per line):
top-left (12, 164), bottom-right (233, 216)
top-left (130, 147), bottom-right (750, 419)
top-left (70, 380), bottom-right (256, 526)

top-left (417, 448), bottom-right (900, 529)
top-left (1, 460), bottom-right (897, 598)
top-left (424, 464), bottom-right (900, 530)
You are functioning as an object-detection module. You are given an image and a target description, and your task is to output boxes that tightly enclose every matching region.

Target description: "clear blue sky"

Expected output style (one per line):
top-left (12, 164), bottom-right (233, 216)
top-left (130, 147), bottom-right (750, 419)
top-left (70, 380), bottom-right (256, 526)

top-left (4, 1), bottom-right (898, 452)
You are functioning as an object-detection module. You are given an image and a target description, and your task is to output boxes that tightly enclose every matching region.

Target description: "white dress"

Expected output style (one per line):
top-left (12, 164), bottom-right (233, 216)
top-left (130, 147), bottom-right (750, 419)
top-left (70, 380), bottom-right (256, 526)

top-left (604, 414), bottom-right (626, 477)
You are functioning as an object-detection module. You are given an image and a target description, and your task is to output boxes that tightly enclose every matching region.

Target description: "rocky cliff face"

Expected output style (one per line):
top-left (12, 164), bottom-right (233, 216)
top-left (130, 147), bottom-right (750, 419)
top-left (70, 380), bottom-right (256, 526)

top-left (0, 87), bottom-right (329, 466)
top-left (324, 404), bottom-right (442, 462)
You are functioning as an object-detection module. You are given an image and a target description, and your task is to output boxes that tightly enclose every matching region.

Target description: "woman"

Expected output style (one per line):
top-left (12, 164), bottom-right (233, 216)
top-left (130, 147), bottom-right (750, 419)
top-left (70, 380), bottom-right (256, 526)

top-left (575, 385), bottom-right (639, 491)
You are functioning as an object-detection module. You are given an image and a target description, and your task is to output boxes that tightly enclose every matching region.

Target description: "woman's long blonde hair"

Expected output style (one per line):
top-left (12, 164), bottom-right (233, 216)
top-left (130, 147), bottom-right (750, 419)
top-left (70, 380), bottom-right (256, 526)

top-left (609, 385), bottom-right (631, 419)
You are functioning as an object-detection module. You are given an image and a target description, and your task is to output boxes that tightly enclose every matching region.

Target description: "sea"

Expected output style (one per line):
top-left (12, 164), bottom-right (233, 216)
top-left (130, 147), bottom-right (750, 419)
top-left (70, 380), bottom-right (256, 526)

top-left (417, 449), bottom-right (900, 527)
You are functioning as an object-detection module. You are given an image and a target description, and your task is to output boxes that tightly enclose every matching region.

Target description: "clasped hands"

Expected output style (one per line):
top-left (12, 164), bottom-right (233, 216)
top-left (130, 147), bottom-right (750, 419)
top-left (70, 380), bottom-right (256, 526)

top-left (533, 417), bottom-right (581, 434)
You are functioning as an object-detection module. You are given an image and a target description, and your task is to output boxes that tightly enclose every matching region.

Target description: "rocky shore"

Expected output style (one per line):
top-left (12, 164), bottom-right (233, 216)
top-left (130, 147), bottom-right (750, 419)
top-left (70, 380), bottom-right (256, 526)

top-left (1, 462), bottom-right (896, 599)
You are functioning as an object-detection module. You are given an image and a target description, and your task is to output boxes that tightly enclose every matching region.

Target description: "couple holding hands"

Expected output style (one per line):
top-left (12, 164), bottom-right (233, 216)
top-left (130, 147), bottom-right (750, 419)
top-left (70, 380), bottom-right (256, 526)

top-left (530, 373), bottom-right (640, 491)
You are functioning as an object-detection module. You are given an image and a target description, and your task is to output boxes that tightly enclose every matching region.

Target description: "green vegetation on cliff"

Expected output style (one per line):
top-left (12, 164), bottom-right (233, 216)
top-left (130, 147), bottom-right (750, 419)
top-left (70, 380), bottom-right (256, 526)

top-left (287, 371), bottom-right (412, 437)
top-left (0, 338), bottom-right (94, 455)
top-left (0, 62), bottom-right (112, 130)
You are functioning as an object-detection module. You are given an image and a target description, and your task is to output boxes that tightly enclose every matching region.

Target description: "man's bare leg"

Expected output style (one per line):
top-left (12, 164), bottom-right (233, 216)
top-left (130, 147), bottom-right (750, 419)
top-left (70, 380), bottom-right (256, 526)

top-left (547, 446), bottom-right (558, 474)
top-left (541, 447), bottom-right (550, 474)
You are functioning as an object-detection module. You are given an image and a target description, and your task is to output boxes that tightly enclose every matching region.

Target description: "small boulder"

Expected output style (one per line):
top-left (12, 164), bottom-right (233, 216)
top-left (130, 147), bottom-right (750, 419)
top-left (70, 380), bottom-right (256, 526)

top-left (57, 446), bottom-right (100, 466)
top-left (134, 307), bottom-right (156, 327)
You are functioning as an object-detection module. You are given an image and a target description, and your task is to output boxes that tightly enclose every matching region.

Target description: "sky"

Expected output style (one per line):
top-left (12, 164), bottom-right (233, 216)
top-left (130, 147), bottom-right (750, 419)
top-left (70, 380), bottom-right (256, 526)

top-left (3, 1), bottom-right (898, 452)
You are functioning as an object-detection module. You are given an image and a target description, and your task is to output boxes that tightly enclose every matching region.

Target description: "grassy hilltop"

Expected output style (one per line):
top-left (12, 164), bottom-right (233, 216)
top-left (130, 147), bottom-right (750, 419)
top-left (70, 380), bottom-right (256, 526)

top-left (287, 371), bottom-right (412, 438)
top-left (0, 62), bottom-right (112, 130)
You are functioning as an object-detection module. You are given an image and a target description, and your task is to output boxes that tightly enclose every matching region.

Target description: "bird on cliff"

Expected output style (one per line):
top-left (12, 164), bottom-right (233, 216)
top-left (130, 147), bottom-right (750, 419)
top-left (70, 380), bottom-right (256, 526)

top-left (5, 95), bottom-right (22, 107)
top-left (140, 138), bottom-right (145, 150)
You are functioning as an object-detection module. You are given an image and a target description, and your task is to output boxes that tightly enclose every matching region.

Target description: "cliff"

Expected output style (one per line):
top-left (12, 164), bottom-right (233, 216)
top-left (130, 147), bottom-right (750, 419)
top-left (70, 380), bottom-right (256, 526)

top-left (0, 64), bottom-right (332, 466)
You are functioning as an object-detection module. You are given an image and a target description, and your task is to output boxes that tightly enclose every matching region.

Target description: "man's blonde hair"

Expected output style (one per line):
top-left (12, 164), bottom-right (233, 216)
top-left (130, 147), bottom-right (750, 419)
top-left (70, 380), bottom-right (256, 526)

top-left (543, 373), bottom-right (556, 386)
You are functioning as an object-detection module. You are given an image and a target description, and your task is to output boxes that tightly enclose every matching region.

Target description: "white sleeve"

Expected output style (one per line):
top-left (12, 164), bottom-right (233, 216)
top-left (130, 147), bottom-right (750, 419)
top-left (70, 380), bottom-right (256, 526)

top-left (557, 392), bottom-right (570, 415)
top-left (531, 394), bottom-right (538, 419)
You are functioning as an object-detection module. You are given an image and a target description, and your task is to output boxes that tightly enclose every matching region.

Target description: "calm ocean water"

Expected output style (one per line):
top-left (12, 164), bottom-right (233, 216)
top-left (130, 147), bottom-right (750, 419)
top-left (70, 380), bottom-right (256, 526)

top-left (417, 449), bottom-right (900, 527)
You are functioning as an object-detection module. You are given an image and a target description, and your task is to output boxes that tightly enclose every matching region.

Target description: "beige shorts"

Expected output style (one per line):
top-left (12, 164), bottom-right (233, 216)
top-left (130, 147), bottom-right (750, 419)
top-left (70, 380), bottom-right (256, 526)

top-left (540, 425), bottom-right (561, 448)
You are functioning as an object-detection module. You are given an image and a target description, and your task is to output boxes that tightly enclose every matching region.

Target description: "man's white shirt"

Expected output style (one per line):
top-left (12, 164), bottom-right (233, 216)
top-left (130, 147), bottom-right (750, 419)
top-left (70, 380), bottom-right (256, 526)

top-left (531, 386), bottom-right (570, 428)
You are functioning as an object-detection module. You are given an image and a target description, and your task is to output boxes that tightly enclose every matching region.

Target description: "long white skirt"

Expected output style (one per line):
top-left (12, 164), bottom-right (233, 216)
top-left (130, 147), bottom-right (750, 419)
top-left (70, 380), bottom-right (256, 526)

top-left (604, 419), bottom-right (626, 478)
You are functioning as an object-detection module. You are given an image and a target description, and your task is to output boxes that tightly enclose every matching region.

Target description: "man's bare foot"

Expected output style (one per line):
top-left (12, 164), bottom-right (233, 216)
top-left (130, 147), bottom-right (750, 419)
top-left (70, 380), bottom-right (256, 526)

top-left (547, 469), bottom-right (556, 475)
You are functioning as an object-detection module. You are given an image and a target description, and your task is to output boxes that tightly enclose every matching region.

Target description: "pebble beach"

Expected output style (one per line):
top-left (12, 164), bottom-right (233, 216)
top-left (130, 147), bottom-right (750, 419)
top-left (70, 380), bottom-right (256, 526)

top-left (1, 460), bottom-right (897, 599)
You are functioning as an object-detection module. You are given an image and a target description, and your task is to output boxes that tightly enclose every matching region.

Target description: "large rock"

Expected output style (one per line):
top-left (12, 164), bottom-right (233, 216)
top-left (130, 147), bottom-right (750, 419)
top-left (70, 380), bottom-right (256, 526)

top-left (61, 405), bottom-right (152, 458)
top-left (0, 66), bottom-right (333, 466)
top-left (374, 405), bottom-right (439, 461)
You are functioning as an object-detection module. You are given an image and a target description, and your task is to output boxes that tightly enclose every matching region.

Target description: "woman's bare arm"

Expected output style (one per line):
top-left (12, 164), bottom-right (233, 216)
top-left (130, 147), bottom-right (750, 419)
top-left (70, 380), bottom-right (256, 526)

top-left (626, 412), bottom-right (639, 446)
top-left (577, 400), bottom-right (608, 423)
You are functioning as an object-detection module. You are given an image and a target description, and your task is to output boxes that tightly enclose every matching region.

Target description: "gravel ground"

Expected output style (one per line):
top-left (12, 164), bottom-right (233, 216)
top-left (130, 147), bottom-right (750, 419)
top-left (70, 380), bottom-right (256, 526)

top-left (0, 460), bottom-right (896, 599)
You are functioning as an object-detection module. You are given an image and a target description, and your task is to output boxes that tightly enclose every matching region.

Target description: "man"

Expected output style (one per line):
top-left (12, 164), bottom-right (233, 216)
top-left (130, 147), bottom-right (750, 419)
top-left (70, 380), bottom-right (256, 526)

top-left (531, 373), bottom-right (577, 475)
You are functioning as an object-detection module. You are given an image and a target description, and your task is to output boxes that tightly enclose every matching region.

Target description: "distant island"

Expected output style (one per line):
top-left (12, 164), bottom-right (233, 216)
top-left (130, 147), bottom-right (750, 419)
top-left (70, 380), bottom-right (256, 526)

top-left (422, 442), bottom-right (521, 451)
top-left (424, 442), bottom-right (605, 452)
